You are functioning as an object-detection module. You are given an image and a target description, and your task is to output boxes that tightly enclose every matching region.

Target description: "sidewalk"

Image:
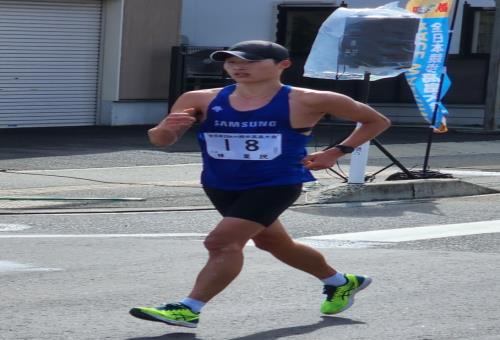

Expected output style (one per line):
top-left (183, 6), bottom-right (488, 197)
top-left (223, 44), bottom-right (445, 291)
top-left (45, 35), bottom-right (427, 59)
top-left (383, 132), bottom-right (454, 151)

top-left (1, 124), bottom-right (500, 213)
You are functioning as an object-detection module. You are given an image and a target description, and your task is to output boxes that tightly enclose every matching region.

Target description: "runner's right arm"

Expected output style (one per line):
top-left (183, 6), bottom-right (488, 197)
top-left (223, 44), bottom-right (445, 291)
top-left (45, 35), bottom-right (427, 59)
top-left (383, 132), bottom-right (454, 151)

top-left (148, 92), bottom-right (202, 147)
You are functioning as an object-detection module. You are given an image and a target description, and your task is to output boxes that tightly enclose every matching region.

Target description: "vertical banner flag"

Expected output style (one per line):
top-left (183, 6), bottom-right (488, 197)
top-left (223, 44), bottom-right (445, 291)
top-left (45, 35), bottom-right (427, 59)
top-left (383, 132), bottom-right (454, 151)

top-left (405, 0), bottom-right (454, 133)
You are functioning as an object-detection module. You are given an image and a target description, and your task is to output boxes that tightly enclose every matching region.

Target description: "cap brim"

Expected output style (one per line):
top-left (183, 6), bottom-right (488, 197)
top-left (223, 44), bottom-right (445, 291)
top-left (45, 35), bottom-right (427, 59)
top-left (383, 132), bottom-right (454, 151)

top-left (209, 51), bottom-right (264, 62)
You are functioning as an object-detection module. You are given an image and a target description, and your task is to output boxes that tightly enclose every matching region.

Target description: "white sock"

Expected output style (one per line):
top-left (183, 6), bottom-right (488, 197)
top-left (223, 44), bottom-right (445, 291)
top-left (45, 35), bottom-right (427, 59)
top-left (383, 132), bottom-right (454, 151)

top-left (180, 297), bottom-right (205, 313)
top-left (322, 272), bottom-right (347, 286)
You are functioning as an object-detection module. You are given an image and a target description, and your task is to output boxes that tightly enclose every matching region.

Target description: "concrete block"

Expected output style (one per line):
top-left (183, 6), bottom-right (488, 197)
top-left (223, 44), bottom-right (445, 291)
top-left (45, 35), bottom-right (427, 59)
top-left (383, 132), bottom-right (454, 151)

top-left (305, 179), bottom-right (499, 204)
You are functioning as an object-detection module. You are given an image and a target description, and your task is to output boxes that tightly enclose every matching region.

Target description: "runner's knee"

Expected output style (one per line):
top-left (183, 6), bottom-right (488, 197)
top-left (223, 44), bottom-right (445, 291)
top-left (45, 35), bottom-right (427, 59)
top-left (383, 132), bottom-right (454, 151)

top-left (203, 235), bottom-right (244, 254)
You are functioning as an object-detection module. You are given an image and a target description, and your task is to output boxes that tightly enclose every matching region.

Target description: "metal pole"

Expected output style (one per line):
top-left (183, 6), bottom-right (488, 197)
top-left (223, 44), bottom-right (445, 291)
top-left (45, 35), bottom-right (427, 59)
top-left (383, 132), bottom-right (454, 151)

top-left (357, 73), bottom-right (417, 179)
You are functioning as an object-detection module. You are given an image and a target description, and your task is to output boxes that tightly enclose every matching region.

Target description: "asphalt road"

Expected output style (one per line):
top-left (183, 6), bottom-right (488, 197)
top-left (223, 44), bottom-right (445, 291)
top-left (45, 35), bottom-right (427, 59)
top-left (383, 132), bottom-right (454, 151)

top-left (1, 125), bottom-right (500, 339)
top-left (1, 194), bottom-right (500, 340)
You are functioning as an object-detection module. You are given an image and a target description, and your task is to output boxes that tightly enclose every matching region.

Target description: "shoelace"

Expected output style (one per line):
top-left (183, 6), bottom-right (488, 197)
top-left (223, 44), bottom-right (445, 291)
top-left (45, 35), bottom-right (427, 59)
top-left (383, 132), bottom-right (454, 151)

top-left (158, 303), bottom-right (189, 311)
top-left (323, 285), bottom-right (337, 300)
top-left (157, 303), bottom-right (198, 321)
top-left (323, 282), bottom-right (355, 301)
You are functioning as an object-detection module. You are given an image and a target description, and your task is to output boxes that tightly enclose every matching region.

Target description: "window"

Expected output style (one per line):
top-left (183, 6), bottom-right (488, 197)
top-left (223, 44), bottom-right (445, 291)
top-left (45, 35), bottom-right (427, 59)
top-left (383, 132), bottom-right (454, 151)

top-left (276, 4), bottom-right (343, 56)
top-left (471, 10), bottom-right (495, 53)
top-left (461, 4), bottom-right (495, 55)
top-left (275, 4), bottom-right (344, 90)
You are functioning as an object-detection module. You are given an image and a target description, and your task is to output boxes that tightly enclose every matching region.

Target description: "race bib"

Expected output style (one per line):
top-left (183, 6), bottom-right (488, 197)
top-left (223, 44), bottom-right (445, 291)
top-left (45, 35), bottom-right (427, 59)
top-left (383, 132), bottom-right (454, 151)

top-left (204, 133), bottom-right (282, 160)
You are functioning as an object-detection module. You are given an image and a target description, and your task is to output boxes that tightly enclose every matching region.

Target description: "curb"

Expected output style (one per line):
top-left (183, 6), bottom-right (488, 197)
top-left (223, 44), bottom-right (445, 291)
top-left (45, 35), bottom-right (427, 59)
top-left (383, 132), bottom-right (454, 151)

top-left (305, 178), bottom-right (500, 204)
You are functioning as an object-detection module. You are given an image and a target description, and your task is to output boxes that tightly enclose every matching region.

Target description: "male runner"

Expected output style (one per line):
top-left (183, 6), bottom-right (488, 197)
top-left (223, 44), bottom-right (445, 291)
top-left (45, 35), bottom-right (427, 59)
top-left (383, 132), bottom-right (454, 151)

top-left (130, 40), bottom-right (390, 328)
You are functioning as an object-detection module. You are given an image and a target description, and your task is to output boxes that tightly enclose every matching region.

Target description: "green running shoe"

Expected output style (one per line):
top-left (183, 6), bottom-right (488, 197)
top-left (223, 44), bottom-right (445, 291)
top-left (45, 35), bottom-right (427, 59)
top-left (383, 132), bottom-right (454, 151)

top-left (129, 303), bottom-right (199, 328)
top-left (321, 274), bottom-right (372, 315)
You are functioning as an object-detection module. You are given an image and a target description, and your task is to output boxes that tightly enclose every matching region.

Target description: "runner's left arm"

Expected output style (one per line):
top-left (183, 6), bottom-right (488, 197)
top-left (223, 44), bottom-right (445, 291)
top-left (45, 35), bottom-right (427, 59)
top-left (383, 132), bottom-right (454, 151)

top-left (302, 91), bottom-right (391, 170)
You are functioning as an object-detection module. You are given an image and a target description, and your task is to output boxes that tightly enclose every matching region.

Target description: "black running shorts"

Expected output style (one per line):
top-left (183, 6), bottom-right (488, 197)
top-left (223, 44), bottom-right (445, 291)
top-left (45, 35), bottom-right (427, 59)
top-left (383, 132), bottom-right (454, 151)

top-left (203, 184), bottom-right (303, 227)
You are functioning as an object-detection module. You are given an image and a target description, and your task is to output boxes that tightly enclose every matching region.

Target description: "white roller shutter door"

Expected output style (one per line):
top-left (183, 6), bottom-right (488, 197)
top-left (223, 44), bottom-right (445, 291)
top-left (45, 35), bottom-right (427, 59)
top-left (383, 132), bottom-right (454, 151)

top-left (0, 0), bottom-right (102, 128)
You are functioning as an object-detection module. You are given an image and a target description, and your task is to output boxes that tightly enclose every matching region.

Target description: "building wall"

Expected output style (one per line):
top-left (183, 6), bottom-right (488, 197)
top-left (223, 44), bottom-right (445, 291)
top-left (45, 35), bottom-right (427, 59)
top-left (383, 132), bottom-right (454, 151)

top-left (1, 0), bottom-right (493, 128)
top-left (180, 0), bottom-right (495, 54)
top-left (120, 0), bottom-right (181, 100)
top-left (100, 0), bottom-right (123, 105)
top-left (100, 0), bottom-right (182, 125)
top-left (180, 0), bottom-right (496, 127)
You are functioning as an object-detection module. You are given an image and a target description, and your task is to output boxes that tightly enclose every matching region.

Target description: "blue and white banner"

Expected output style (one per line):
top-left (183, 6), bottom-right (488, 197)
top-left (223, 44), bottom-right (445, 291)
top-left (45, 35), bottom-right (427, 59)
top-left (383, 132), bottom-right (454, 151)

top-left (405, 0), bottom-right (454, 132)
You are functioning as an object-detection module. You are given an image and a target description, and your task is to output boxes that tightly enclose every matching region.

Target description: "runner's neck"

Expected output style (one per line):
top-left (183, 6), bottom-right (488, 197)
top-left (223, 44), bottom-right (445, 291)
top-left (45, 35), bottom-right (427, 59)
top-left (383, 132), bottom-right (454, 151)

top-left (233, 82), bottom-right (283, 101)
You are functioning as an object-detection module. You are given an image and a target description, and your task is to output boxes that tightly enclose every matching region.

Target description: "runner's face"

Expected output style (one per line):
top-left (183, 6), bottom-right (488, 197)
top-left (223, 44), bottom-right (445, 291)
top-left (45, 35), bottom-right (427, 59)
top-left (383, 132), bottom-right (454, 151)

top-left (223, 57), bottom-right (289, 83)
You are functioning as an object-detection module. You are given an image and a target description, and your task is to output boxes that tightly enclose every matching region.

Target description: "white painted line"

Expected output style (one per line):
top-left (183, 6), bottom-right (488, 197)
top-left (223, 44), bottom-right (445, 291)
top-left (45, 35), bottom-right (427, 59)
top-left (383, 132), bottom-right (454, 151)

top-left (299, 220), bottom-right (500, 245)
top-left (0, 223), bottom-right (33, 232)
top-left (0, 233), bottom-right (207, 239)
top-left (2, 220), bottom-right (499, 250)
top-left (0, 261), bottom-right (61, 273)
top-left (296, 239), bottom-right (383, 249)
top-left (443, 169), bottom-right (500, 177)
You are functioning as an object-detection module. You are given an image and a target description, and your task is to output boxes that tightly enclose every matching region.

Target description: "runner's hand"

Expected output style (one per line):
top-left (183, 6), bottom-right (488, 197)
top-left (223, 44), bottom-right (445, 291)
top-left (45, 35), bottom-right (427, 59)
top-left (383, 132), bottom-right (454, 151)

top-left (149, 108), bottom-right (197, 147)
top-left (159, 108), bottom-right (197, 129)
top-left (302, 150), bottom-right (341, 171)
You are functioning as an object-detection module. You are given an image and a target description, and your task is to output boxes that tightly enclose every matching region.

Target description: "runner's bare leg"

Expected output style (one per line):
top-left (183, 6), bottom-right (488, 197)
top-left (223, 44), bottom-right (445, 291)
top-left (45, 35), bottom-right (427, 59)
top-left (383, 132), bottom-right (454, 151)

top-left (252, 219), bottom-right (336, 279)
top-left (188, 217), bottom-right (264, 302)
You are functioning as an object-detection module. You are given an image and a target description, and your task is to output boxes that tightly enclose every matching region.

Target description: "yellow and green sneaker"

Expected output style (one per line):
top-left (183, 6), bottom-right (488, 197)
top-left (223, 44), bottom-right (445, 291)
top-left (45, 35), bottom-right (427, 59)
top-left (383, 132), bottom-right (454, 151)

top-left (321, 274), bottom-right (372, 315)
top-left (129, 303), bottom-right (200, 328)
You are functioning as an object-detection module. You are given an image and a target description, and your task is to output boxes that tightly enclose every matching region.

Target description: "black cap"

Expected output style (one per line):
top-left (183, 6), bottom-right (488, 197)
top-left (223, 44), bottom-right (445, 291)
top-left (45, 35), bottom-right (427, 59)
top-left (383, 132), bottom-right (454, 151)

top-left (210, 40), bottom-right (289, 62)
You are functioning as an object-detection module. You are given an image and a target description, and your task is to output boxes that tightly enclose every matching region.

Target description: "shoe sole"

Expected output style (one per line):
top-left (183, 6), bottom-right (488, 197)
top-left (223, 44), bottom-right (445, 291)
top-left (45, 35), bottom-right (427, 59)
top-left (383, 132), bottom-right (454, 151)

top-left (129, 308), bottom-right (198, 328)
top-left (322, 276), bottom-right (373, 315)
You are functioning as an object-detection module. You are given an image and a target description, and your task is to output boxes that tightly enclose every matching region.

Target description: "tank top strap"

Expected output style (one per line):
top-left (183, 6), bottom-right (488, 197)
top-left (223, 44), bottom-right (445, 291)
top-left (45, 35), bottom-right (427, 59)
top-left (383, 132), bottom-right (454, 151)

top-left (266, 85), bottom-right (292, 128)
top-left (212, 84), bottom-right (236, 105)
top-left (279, 85), bottom-right (292, 96)
top-left (274, 85), bottom-right (292, 103)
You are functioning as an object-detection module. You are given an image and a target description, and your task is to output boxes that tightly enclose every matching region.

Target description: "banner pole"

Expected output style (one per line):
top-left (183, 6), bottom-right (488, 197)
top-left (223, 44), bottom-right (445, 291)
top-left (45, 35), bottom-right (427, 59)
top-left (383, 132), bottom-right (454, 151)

top-left (422, 0), bottom-right (460, 173)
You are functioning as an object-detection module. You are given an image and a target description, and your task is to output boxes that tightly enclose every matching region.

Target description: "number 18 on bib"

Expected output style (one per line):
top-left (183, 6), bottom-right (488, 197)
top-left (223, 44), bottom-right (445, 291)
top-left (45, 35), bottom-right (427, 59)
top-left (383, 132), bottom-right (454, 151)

top-left (204, 133), bottom-right (282, 161)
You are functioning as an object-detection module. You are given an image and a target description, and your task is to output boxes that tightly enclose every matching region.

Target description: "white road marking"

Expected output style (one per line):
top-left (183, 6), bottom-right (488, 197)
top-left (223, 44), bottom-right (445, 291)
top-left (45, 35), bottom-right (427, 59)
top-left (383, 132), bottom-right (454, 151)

top-left (1, 221), bottom-right (500, 249)
top-left (443, 169), bottom-right (500, 176)
top-left (0, 223), bottom-right (33, 232)
top-left (0, 261), bottom-right (61, 273)
top-left (0, 233), bottom-right (207, 239)
top-left (298, 219), bottom-right (500, 248)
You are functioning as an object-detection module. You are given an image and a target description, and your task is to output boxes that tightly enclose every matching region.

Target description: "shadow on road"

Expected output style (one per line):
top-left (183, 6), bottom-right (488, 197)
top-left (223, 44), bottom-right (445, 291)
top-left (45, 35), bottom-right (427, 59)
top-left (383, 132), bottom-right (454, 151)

top-left (228, 316), bottom-right (364, 339)
top-left (125, 316), bottom-right (364, 340)
top-left (126, 333), bottom-right (200, 340)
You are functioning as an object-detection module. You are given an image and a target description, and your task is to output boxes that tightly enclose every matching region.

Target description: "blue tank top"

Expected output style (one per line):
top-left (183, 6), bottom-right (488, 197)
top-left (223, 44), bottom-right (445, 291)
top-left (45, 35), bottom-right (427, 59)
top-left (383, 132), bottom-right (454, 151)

top-left (197, 84), bottom-right (316, 190)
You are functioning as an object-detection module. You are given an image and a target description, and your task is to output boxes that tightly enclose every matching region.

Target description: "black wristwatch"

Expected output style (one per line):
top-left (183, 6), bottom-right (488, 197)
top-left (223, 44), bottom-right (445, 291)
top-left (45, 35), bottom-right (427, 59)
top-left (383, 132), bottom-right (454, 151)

top-left (333, 144), bottom-right (355, 154)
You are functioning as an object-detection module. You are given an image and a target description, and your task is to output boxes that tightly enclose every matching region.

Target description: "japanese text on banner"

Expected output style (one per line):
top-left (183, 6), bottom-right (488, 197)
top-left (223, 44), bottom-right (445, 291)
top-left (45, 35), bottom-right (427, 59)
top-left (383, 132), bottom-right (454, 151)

top-left (405, 0), bottom-right (454, 132)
